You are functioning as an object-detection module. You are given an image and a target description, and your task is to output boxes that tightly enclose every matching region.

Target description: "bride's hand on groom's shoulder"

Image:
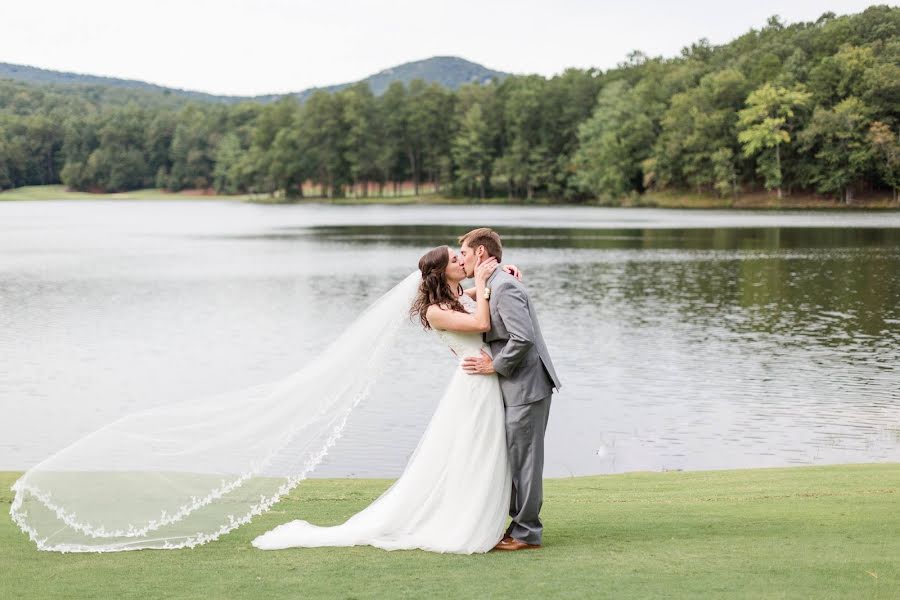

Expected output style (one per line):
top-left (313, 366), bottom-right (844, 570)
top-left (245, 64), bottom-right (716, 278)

top-left (502, 264), bottom-right (523, 281)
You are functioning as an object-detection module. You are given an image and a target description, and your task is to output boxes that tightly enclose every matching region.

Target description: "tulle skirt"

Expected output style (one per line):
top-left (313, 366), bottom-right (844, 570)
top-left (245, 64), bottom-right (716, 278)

top-left (252, 368), bottom-right (511, 554)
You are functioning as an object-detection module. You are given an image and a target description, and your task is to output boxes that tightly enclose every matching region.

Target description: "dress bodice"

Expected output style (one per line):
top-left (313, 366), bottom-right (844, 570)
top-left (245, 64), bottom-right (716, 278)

top-left (435, 294), bottom-right (489, 358)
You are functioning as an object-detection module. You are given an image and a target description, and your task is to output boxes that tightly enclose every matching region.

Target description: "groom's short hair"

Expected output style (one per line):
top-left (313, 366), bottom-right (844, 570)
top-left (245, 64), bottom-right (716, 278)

top-left (459, 228), bottom-right (503, 261)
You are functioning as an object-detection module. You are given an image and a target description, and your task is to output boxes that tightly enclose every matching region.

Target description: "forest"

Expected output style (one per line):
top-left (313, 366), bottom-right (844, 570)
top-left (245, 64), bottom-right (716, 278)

top-left (0, 6), bottom-right (897, 203)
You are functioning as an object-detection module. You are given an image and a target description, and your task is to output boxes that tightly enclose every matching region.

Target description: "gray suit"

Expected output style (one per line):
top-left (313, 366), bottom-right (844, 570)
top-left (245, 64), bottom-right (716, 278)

top-left (484, 269), bottom-right (561, 545)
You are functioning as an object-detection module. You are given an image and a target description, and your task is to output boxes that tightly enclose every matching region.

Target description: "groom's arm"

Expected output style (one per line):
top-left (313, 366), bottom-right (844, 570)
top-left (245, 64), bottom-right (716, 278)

top-left (489, 284), bottom-right (535, 377)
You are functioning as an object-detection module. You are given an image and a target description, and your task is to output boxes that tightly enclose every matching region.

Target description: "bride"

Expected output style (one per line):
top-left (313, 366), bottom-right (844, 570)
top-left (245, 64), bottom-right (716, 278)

top-left (252, 246), bottom-right (513, 554)
top-left (11, 246), bottom-right (521, 553)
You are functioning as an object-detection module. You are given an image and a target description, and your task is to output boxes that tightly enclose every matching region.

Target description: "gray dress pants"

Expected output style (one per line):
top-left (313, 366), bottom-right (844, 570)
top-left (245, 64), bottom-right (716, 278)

top-left (504, 394), bottom-right (552, 545)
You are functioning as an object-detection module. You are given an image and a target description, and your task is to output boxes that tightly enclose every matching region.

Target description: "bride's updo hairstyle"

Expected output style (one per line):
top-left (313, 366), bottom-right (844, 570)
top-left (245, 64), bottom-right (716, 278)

top-left (410, 245), bottom-right (466, 330)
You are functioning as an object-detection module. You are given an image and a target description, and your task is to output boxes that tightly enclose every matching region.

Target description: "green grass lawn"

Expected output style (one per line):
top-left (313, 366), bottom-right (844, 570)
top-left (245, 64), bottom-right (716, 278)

top-left (2, 464), bottom-right (897, 599)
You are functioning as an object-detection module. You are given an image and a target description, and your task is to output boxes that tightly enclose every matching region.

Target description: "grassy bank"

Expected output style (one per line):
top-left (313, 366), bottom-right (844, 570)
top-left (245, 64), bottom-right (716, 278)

top-left (2, 464), bottom-right (898, 599)
top-left (0, 185), bottom-right (455, 204)
top-left (628, 190), bottom-right (900, 210)
top-left (0, 185), bottom-right (261, 202)
top-left (2, 184), bottom-right (899, 209)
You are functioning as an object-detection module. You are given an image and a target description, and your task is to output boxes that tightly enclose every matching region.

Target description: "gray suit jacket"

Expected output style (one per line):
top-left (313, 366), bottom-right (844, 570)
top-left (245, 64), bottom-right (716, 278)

top-left (484, 269), bottom-right (561, 407)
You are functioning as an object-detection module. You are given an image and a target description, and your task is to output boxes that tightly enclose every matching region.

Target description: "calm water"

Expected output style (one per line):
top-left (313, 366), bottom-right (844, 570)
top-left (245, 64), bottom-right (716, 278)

top-left (1, 201), bottom-right (898, 477)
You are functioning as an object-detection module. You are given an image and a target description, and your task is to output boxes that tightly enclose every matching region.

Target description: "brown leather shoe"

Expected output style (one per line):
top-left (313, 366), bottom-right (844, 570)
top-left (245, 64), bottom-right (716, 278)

top-left (493, 533), bottom-right (513, 550)
top-left (492, 538), bottom-right (541, 551)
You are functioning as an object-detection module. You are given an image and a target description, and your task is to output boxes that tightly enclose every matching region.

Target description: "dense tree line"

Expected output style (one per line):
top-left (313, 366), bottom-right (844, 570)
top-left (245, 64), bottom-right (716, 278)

top-left (1, 6), bottom-right (898, 202)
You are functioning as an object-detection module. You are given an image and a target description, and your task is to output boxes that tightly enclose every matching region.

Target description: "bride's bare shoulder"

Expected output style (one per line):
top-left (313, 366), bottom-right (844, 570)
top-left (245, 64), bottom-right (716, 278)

top-left (424, 302), bottom-right (452, 325)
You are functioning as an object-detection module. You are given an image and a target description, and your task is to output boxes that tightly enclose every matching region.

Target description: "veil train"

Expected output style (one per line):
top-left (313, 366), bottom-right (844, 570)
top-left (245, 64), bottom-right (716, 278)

top-left (10, 271), bottom-right (421, 552)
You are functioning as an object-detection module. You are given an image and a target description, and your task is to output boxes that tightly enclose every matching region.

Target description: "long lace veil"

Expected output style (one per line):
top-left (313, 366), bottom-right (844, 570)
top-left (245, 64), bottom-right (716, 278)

top-left (10, 270), bottom-right (422, 552)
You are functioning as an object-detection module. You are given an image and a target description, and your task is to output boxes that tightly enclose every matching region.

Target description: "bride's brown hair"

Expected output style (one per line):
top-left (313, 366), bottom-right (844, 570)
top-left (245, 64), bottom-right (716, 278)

top-left (410, 245), bottom-right (466, 330)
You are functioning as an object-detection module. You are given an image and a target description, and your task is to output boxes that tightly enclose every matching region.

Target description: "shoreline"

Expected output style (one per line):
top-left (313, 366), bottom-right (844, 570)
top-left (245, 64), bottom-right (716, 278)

top-left (2, 184), bottom-right (899, 210)
top-left (3, 461), bottom-right (898, 480)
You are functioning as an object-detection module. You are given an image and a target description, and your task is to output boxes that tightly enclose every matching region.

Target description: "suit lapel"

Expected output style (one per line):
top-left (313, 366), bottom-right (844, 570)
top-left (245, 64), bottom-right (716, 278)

top-left (486, 267), bottom-right (502, 302)
top-left (484, 268), bottom-right (501, 341)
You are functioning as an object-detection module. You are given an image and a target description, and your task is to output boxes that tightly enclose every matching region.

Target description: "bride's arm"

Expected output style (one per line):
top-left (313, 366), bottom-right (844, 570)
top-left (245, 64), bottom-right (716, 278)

top-left (504, 264), bottom-right (523, 281)
top-left (428, 259), bottom-right (497, 332)
top-left (463, 263), bottom-right (521, 298)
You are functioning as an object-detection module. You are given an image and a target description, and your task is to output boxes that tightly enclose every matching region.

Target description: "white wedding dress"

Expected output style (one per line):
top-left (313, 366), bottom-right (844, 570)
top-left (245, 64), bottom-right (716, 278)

top-left (252, 294), bottom-right (512, 554)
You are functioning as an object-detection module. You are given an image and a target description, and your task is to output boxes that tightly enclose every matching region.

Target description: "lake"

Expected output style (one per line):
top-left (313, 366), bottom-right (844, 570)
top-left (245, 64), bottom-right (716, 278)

top-left (1, 201), bottom-right (898, 477)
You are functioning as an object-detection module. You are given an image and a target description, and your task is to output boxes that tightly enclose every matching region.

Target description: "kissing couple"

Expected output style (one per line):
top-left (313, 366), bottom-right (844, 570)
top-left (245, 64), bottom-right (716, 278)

top-left (253, 227), bottom-right (562, 553)
top-left (12, 228), bottom-right (560, 554)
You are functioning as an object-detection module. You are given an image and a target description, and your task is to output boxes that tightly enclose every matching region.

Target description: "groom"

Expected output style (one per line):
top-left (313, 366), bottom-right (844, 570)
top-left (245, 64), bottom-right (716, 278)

top-left (458, 228), bottom-right (561, 551)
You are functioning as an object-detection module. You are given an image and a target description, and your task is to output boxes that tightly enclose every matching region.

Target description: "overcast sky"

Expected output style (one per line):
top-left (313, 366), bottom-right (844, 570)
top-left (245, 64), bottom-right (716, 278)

top-left (0, 1), bottom-right (883, 96)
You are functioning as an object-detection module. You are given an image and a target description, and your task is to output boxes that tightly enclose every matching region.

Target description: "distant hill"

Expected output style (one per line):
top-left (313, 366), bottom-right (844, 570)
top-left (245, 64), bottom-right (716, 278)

top-left (286, 56), bottom-right (509, 102)
top-left (0, 56), bottom-right (509, 104)
top-left (0, 62), bottom-right (239, 103)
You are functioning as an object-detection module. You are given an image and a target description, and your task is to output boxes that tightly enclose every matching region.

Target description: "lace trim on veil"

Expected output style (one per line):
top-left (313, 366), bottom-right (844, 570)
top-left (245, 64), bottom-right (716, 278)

top-left (10, 271), bottom-right (421, 552)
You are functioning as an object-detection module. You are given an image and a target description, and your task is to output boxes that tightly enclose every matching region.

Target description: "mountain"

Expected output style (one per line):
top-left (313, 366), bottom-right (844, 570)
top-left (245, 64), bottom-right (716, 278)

top-left (0, 56), bottom-right (509, 103)
top-left (0, 62), bottom-right (239, 103)
top-left (289, 56), bottom-right (509, 101)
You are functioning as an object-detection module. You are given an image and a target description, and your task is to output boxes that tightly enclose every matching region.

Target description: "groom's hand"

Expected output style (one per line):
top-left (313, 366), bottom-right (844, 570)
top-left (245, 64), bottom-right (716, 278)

top-left (462, 350), bottom-right (495, 375)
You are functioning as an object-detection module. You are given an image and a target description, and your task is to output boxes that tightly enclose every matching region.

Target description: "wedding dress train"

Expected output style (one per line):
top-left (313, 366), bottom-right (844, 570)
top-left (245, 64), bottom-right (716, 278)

top-left (252, 295), bottom-right (512, 554)
top-left (12, 273), bottom-right (510, 553)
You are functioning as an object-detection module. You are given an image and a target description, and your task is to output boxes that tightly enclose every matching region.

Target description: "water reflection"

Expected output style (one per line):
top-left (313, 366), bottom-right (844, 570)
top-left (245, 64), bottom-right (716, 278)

top-left (303, 224), bottom-right (900, 476)
top-left (308, 224), bottom-right (900, 346)
top-left (303, 224), bottom-right (900, 250)
top-left (0, 204), bottom-right (897, 478)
